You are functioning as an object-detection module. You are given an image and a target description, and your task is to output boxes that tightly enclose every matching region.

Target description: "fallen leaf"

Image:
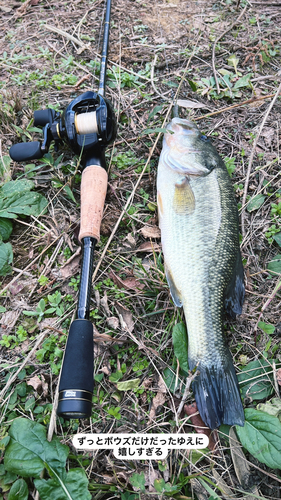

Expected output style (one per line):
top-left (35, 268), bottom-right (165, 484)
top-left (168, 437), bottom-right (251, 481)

top-left (109, 271), bottom-right (144, 291)
top-left (107, 317), bottom-right (119, 330)
top-left (140, 225), bottom-right (161, 239)
top-left (115, 302), bottom-right (134, 332)
top-left (1, 310), bottom-right (20, 328)
top-left (184, 403), bottom-right (218, 452)
top-left (27, 374), bottom-right (48, 396)
top-left (100, 292), bottom-right (111, 316)
top-left (177, 99), bottom-right (208, 109)
top-left (60, 253), bottom-right (81, 279)
top-left (136, 241), bottom-right (161, 253)
top-left (148, 376), bottom-right (167, 423)
top-left (145, 467), bottom-right (160, 493)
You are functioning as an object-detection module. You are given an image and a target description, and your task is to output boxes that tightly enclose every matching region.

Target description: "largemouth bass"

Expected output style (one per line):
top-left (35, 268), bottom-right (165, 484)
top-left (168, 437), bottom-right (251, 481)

top-left (157, 117), bottom-right (245, 429)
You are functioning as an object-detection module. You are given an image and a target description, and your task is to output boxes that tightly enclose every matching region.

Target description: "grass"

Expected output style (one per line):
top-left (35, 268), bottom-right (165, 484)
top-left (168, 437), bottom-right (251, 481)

top-left (1, 0), bottom-right (281, 498)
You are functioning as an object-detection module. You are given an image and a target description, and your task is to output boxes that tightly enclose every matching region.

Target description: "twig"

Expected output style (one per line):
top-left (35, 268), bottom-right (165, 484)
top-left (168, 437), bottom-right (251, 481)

top-left (212, 5), bottom-right (248, 94)
top-left (176, 372), bottom-right (199, 418)
top-left (194, 93), bottom-right (276, 121)
top-left (241, 81), bottom-right (281, 236)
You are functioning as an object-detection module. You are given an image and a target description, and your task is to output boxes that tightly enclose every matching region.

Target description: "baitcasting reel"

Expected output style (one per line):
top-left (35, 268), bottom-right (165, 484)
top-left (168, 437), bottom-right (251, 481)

top-left (9, 91), bottom-right (117, 163)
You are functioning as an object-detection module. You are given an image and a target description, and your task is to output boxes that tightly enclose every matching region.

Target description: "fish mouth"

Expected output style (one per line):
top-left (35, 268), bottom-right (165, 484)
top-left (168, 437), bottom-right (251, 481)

top-left (169, 117), bottom-right (199, 136)
top-left (163, 150), bottom-right (209, 176)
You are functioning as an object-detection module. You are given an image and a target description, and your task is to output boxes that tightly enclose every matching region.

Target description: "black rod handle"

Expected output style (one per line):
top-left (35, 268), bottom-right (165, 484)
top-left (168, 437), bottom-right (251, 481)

top-left (57, 319), bottom-right (94, 419)
top-left (9, 141), bottom-right (44, 162)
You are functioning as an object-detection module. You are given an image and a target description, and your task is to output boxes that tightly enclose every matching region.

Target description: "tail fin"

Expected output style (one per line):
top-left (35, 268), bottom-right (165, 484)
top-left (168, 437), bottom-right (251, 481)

top-left (190, 354), bottom-right (245, 430)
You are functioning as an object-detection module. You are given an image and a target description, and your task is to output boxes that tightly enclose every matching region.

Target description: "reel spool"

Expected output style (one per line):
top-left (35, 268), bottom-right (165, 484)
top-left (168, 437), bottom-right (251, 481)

top-left (9, 91), bottom-right (117, 162)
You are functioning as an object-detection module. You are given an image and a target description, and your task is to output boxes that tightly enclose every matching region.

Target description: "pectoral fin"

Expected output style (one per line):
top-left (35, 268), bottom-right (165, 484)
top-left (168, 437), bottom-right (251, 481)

top-left (173, 177), bottom-right (195, 215)
top-left (165, 265), bottom-right (183, 307)
top-left (224, 251), bottom-right (245, 318)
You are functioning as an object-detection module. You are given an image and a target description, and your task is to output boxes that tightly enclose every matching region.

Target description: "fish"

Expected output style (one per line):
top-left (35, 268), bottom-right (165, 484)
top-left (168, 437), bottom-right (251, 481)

top-left (157, 117), bottom-right (245, 429)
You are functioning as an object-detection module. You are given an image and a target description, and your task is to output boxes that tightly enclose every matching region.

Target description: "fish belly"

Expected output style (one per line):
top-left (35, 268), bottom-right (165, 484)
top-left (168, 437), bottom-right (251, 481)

top-left (157, 161), bottom-right (245, 429)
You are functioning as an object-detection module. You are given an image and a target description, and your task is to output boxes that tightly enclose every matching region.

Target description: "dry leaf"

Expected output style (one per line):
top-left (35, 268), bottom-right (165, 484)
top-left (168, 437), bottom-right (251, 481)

top-left (60, 254), bottom-right (81, 279)
top-left (107, 317), bottom-right (119, 330)
top-left (148, 376), bottom-right (167, 423)
top-left (140, 225), bottom-right (161, 239)
top-left (145, 467), bottom-right (160, 492)
top-left (115, 302), bottom-right (134, 332)
top-left (1, 310), bottom-right (20, 328)
top-left (184, 403), bottom-right (218, 452)
top-left (27, 375), bottom-right (48, 396)
top-left (109, 271), bottom-right (144, 291)
top-left (136, 241), bottom-right (161, 253)
top-left (177, 99), bottom-right (208, 109)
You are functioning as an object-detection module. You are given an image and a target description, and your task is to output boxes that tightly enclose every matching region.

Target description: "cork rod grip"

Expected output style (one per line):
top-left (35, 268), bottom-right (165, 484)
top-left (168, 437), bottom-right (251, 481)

top-left (79, 165), bottom-right (108, 242)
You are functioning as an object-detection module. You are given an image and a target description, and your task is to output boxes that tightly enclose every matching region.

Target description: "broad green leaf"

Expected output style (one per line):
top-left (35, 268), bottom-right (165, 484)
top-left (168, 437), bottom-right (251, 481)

top-left (4, 418), bottom-right (69, 478)
top-left (247, 194), bottom-right (265, 212)
top-left (154, 478), bottom-right (179, 494)
top-left (273, 232), bottom-right (281, 247)
top-left (233, 74), bottom-right (252, 89)
top-left (0, 180), bottom-right (48, 219)
top-left (0, 218), bottom-right (13, 241)
top-left (172, 322), bottom-right (189, 374)
top-left (236, 408), bottom-right (281, 469)
top-left (0, 241), bottom-right (13, 276)
top-left (147, 104), bottom-right (163, 123)
top-left (268, 254), bottom-right (281, 275)
top-left (34, 469), bottom-right (91, 500)
top-left (258, 321), bottom-right (275, 335)
top-left (130, 472), bottom-right (145, 492)
top-left (237, 358), bottom-right (276, 401)
top-left (116, 378), bottom-right (140, 391)
top-left (7, 478), bottom-right (28, 500)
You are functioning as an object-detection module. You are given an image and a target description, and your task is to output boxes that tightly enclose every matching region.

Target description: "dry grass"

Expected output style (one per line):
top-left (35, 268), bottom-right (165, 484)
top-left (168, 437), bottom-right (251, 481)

top-left (1, 0), bottom-right (281, 498)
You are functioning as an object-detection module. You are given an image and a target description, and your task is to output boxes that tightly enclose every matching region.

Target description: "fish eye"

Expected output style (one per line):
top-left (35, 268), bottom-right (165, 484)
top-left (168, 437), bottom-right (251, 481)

top-left (200, 135), bottom-right (209, 142)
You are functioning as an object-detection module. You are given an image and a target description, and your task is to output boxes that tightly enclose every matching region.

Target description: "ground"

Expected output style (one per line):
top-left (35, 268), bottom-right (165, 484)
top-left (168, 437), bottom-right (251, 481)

top-left (1, 0), bottom-right (281, 499)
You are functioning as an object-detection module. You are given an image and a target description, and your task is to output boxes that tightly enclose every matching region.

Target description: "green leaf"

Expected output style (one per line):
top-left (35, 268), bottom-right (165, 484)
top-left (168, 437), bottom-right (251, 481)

top-left (258, 321), bottom-right (275, 335)
top-left (237, 358), bottom-right (276, 401)
top-left (140, 127), bottom-right (169, 136)
top-left (147, 104), bottom-right (163, 123)
top-left (172, 322), bottom-right (188, 374)
top-left (34, 469), bottom-right (91, 500)
top-left (0, 219), bottom-right (13, 241)
top-left (4, 418), bottom-right (69, 478)
top-left (268, 254), bottom-right (281, 275)
top-left (0, 180), bottom-right (48, 219)
top-left (7, 478), bottom-right (28, 500)
top-left (236, 408), bottom-right (281, 469)
top-left (247, 194), bottom-right (265, 212)
top-left (233, 74), bottom-right (252, 89)
top-left (116, 378), bottom-right (140, 391)
top-left (273, 232), bottom-right (281, 247)
top-left (63, 185), bottom-right (76, 204)
top-left (163, 367), bottom-right (178, 392)
top-left (130, 472), bottom-right (145, 492)
top-left (154, 479), bottom-right (179, 494)
top-left (0, 155), bottom-right (11, 184)
top-left (227, 54), bottom-right (239, 73)
top-left (0, 241), bottom-right (13, 276)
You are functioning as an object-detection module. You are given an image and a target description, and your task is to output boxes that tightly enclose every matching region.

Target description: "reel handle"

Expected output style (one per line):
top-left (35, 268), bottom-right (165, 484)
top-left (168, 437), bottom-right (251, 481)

top-left (9, 141), bottom-right (44, 162)
top-left (57, 319), bottom-right (94, 419)
top-left (78, 164), bottom-right (108, 242)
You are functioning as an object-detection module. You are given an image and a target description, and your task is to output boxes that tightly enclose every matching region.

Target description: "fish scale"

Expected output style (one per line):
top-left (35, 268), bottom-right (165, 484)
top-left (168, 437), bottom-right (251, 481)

top-left (157, 117), bottom-right (245, 429)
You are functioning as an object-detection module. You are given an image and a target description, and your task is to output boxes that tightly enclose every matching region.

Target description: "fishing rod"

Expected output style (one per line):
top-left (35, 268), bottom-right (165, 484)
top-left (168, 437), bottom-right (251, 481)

top-left (9, 0), bottom-right (117, 419)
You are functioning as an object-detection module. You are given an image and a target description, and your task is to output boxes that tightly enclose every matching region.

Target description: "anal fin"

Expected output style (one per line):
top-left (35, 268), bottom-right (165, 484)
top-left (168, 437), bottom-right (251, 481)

top-left (165, 265), bottom-right (183, 307)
